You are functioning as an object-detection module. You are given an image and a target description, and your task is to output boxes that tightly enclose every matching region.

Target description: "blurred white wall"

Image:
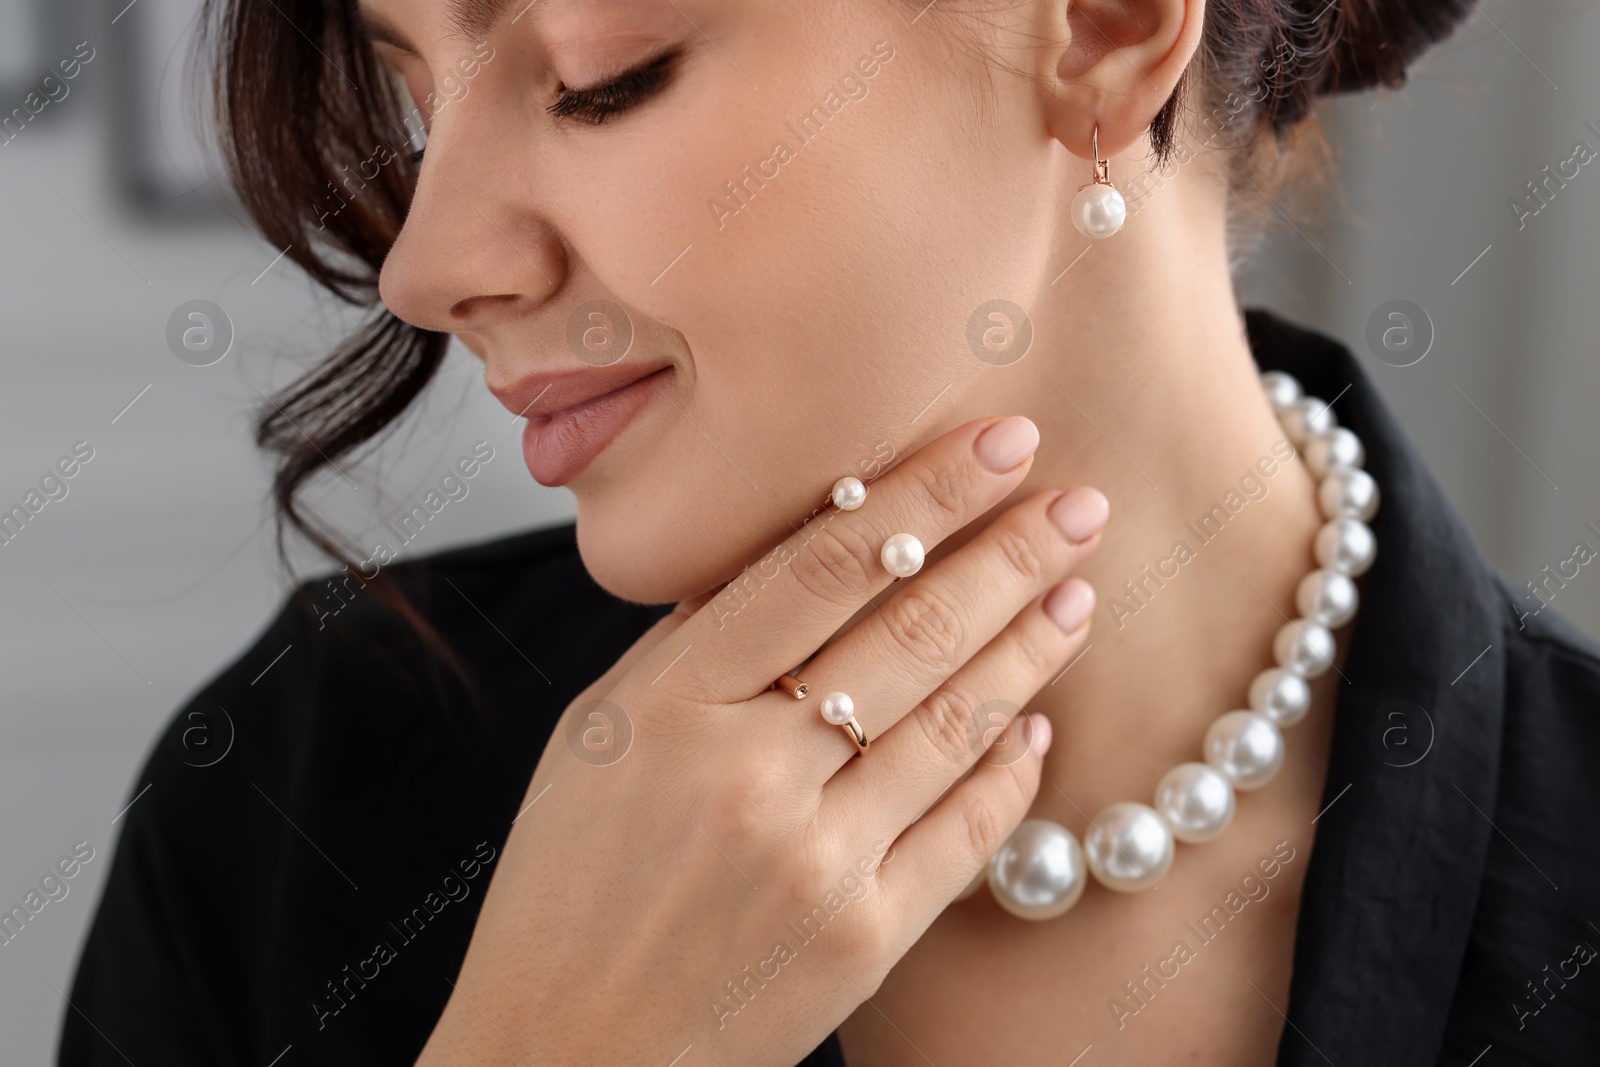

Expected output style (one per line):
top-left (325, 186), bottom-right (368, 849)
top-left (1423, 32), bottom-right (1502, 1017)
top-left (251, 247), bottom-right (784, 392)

top-left (2, 1), bottom-right (1596, 1063)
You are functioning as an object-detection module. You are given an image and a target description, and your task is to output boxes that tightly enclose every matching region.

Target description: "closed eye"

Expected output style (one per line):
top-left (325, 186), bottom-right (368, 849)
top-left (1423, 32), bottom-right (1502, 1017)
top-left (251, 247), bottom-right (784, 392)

top-left (548, 48), bottom-right (682, 126)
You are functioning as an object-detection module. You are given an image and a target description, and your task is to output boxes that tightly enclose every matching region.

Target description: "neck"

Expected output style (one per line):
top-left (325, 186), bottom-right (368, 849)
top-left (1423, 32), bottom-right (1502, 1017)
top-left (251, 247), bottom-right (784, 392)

top-left (922, 149), bottom-right (1328, 813)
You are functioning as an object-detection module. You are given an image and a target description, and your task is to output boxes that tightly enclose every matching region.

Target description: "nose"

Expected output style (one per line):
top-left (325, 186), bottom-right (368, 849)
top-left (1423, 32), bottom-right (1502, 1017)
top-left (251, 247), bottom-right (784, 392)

top-left (378, 126), bottom-right (568, 336)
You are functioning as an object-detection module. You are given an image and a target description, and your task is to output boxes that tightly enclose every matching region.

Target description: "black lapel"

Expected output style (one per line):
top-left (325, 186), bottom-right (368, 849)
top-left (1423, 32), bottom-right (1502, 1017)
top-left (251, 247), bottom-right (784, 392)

top-left (1246, 309), bottom-right (1507, 1067)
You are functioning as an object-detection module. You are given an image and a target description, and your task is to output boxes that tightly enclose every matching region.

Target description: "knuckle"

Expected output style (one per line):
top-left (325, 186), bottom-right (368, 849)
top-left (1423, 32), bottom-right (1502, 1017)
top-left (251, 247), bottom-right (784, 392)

top-left (1009, 618), bottom-right (1062, 681)
top-left (991, 524), bottom-right (1047, 585)
top-left (1004, 751), bottom-right (1044, 813)
top-left (961, 790), bottom-right (1012, 865)
top-left (906, 458), bottom-right (969, 523)
top-left (702, 763), bottom-right (789, 841)
top-left (790, 523), bottom-right (876, 606)
top-left (788, 834), bottom-right (846, 899)
top-left (916, 681), bottom-right (985, 767)
top-left (844, 915), bottom-right (895, 973)
top-left (883, 588), bottom-right (965, 674)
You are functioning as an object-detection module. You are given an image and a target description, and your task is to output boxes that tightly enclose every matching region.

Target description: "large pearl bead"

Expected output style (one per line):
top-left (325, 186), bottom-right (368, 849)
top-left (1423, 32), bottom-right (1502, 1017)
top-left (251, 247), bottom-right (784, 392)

top-left (1071, 182), bottom-right (1127, 239)
top-left (1318, 467), bottom-right (1380, 522)
top-left (986, 819), bottom-right (1088, 919)
top-left (1273, 618), bottom-right (1337, 677)
top-left (1296, 568), bottom-right (1359, 629)
top-left (1154, 762), bottom-right (1236, 843)
top-left (820, 691), bottom-right (855, 726)
top-left (880, 533), bottom-right (925, 578)
top-left (1282, 397), bottom-right (1337, 446)
top-left (1304, 427), bottom-right (1365, 478)
top-left (831, 476), bottom-right (867, 511)
top-left (1203, 711), bottom-right (1285, 790)
top-left (1247, 666), bottom-right (1312, 727)
top-left (1084, 802), bottom-right (1174, 891)
top-left (1314, 517), bottom-right (1377, 577)
top-left (1260, 371), bottom-right (1302, 413)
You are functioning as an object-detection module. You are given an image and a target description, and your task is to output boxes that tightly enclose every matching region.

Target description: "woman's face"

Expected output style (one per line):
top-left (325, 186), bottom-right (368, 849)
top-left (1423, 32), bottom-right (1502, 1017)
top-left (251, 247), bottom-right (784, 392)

top-left (373, 0), bottom-right (1071, 603)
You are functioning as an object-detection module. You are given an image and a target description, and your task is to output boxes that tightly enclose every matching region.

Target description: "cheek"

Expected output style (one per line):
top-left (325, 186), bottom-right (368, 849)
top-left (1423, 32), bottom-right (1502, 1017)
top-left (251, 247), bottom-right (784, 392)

top-left (560, 7), bottom-right (1056, 602)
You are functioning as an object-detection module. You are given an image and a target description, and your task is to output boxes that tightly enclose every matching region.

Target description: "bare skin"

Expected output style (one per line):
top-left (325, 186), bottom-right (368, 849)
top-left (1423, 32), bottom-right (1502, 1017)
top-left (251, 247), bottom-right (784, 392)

top-left (360, 0), bottom-right (1351, 1062)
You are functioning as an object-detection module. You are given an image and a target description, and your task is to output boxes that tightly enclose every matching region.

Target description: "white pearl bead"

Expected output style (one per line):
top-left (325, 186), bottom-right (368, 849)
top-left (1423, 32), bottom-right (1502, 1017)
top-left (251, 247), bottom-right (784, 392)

top-left (955, 866), bottom-right (987, 902)
top-left (1318, 467), bottom-right (1380, 522)
top-left (1273, 618), bottom-right (1337, 678)
top-left (1304, 428), bottom-right (1364, 478)
top-left (1281, 397), bottom-right (1337, 447)
top-left (820, 691), bottom-right (855, 726)
top-left (1153, 762), bottom-right (1236, 843)
top-left (1248, 666), bottom-right (1312, 727)
top-left (1314, 517), bottom-right (1376, 577)
top-left (1084, 802), bottom-right (1174, 892)
top-left (1296, 568), bottom-right (1358, 629)
top-left (986, 819), bottom-right (1088, 919)
top-left (1203, 711), bottom-right (1285, 791)
top-left (880, 532), bottom-right (925, 578)
top-left (1071, 182), bottom-right (1127, 239)
top-left (830, 476), bottom-right (867, 511)
top-left (1260, 371), bottom-right (1302, 413)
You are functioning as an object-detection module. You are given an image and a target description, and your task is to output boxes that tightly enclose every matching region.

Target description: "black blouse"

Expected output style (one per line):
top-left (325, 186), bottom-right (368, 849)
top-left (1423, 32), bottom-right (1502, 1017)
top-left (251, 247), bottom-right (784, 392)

top-left (59, 310), bottom-right (1600, 1065)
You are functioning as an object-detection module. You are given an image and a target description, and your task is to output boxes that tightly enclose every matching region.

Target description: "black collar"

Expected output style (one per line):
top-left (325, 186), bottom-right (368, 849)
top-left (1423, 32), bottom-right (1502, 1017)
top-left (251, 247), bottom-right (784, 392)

top-left (1244, 309), bottom-right (1508, 1065)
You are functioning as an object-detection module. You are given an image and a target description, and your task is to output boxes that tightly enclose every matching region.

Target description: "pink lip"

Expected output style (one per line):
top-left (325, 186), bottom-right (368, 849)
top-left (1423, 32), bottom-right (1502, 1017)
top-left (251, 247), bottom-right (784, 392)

top-left (520, 367), bottom-right (670, 485)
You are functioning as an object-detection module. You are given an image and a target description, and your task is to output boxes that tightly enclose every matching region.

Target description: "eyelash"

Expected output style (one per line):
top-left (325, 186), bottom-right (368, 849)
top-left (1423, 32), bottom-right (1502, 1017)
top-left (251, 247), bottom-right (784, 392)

top-left (403, 48), bottom-right (680, 167)
top-left (547, 48), bottom-right (681, 125)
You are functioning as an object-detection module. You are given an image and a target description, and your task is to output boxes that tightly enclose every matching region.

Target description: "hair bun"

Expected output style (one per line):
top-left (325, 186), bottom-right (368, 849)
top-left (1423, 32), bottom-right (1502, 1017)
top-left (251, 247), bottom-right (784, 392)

top-left (1236, 0), bottom-right (1473, 134)
top-left (1316, 0), bottom-right (1472, 96)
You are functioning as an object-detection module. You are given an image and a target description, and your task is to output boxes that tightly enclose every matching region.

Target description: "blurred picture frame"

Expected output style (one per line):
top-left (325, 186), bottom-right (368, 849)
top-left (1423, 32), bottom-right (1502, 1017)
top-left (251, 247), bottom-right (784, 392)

top-left (104, 0), bottom-right (236, 222)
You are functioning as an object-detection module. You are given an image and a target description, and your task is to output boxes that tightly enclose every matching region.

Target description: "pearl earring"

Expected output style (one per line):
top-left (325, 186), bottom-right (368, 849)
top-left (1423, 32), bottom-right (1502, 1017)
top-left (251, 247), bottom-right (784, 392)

top-left (1071, 124), bottom-right (1126, 239)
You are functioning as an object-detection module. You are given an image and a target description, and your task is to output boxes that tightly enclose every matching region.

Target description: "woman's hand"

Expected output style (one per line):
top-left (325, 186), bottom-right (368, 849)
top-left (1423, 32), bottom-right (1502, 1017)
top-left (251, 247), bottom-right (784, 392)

top-left (415, 415), bottom-right (1107, 1067)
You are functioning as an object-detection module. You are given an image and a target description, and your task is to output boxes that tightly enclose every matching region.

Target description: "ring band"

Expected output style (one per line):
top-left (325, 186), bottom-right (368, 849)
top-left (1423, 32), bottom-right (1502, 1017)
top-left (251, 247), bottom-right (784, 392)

top-left (820, 691), bottom-right (870, 758)
top-left (773, 674), bottom-right (809, 699)
top-left (840, 717), bottom-right (870, 757)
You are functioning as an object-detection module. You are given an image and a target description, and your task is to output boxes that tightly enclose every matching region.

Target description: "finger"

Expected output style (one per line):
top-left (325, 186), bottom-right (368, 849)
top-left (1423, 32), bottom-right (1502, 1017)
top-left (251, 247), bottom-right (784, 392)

top-left (821, 574), bottom-right (1092, 835)
top-left (873, 711), bottom-right (1051, 921)
top-left (632, 415), bottom-right (1043, 704)
top-left (782, 484), bottom-right (1105, 774)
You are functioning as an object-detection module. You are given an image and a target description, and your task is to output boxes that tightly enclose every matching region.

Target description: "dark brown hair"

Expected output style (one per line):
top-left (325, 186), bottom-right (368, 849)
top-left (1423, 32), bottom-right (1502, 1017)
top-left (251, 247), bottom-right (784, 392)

top-left (198, 0), bottom-right (1469, 683)
top-left (1151, 0), bottom-right (1470, 159)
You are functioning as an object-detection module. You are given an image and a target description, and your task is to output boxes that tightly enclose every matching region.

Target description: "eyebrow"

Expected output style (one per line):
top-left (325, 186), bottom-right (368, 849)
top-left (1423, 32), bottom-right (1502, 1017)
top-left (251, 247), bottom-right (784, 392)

top-left (355, 0), bottom-right (544, 54)
top-left (447, 0), bottom-right (520, 39)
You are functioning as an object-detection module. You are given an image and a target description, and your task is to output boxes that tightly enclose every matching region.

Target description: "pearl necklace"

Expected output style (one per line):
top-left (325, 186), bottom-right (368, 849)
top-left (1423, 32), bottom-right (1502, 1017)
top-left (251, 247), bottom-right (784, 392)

top-left (974, 370), bottom-right (1379, 919)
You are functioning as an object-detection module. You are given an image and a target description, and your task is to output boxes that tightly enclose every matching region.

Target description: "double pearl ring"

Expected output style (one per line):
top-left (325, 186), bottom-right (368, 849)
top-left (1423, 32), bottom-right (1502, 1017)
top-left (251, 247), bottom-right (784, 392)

top-left (770, 474), bottom-right (927, 754)
top-left (833, 475), bottom-right (925, 581)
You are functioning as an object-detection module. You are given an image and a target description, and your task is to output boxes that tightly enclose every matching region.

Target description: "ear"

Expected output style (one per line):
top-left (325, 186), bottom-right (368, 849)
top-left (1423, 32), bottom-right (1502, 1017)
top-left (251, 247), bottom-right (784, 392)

top-left (1032, 0), bottom-right (1206, 160)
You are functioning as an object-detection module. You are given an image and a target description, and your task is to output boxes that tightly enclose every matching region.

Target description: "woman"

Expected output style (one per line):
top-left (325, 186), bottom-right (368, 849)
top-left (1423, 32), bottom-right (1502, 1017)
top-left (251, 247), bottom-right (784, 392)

top-left (59, 0), bottom-right (1599, 1064)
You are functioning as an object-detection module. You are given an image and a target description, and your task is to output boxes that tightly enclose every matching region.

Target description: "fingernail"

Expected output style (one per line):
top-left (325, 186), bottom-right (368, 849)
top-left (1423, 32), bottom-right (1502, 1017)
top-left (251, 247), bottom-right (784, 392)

top-left (1048, 486), bottom-right (1110, 543)
top-left (1043, 578), bottom-right (1095, 633)
top-left (1029, 714), bottom-right (1053, 758)
top-left (974, 416), bottom-right (1039, 473)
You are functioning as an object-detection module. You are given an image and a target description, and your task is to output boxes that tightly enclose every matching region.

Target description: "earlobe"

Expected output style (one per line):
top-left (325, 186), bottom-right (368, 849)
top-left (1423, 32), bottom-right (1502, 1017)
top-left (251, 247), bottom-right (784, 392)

top-left (1035, 0), bottom-right (1206, 160)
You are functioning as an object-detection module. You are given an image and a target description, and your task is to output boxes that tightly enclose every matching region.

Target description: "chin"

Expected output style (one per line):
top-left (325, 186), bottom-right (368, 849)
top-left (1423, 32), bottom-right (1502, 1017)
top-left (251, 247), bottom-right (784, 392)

top-left (572, 496), bottom-right (748, 607)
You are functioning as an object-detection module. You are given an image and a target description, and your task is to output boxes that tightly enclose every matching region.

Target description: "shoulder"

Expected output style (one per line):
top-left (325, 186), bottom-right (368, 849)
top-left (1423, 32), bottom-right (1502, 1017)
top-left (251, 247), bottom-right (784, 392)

top-left (61, 522), bottom-right (669, 1064)
top-left (152, 517), bottom-right (669, 857)
top-left (148, 520), bottom-right (660, 801)
top-left (1437, 577), bottom-right (1600, 1059)
top-left (1493, 572), bottom-right (1600, 743)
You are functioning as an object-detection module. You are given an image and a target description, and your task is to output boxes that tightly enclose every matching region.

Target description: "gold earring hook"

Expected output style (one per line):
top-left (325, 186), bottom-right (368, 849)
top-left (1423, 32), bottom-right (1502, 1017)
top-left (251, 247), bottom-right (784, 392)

top-left (1092, 124), bottom-right (1111, 186)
